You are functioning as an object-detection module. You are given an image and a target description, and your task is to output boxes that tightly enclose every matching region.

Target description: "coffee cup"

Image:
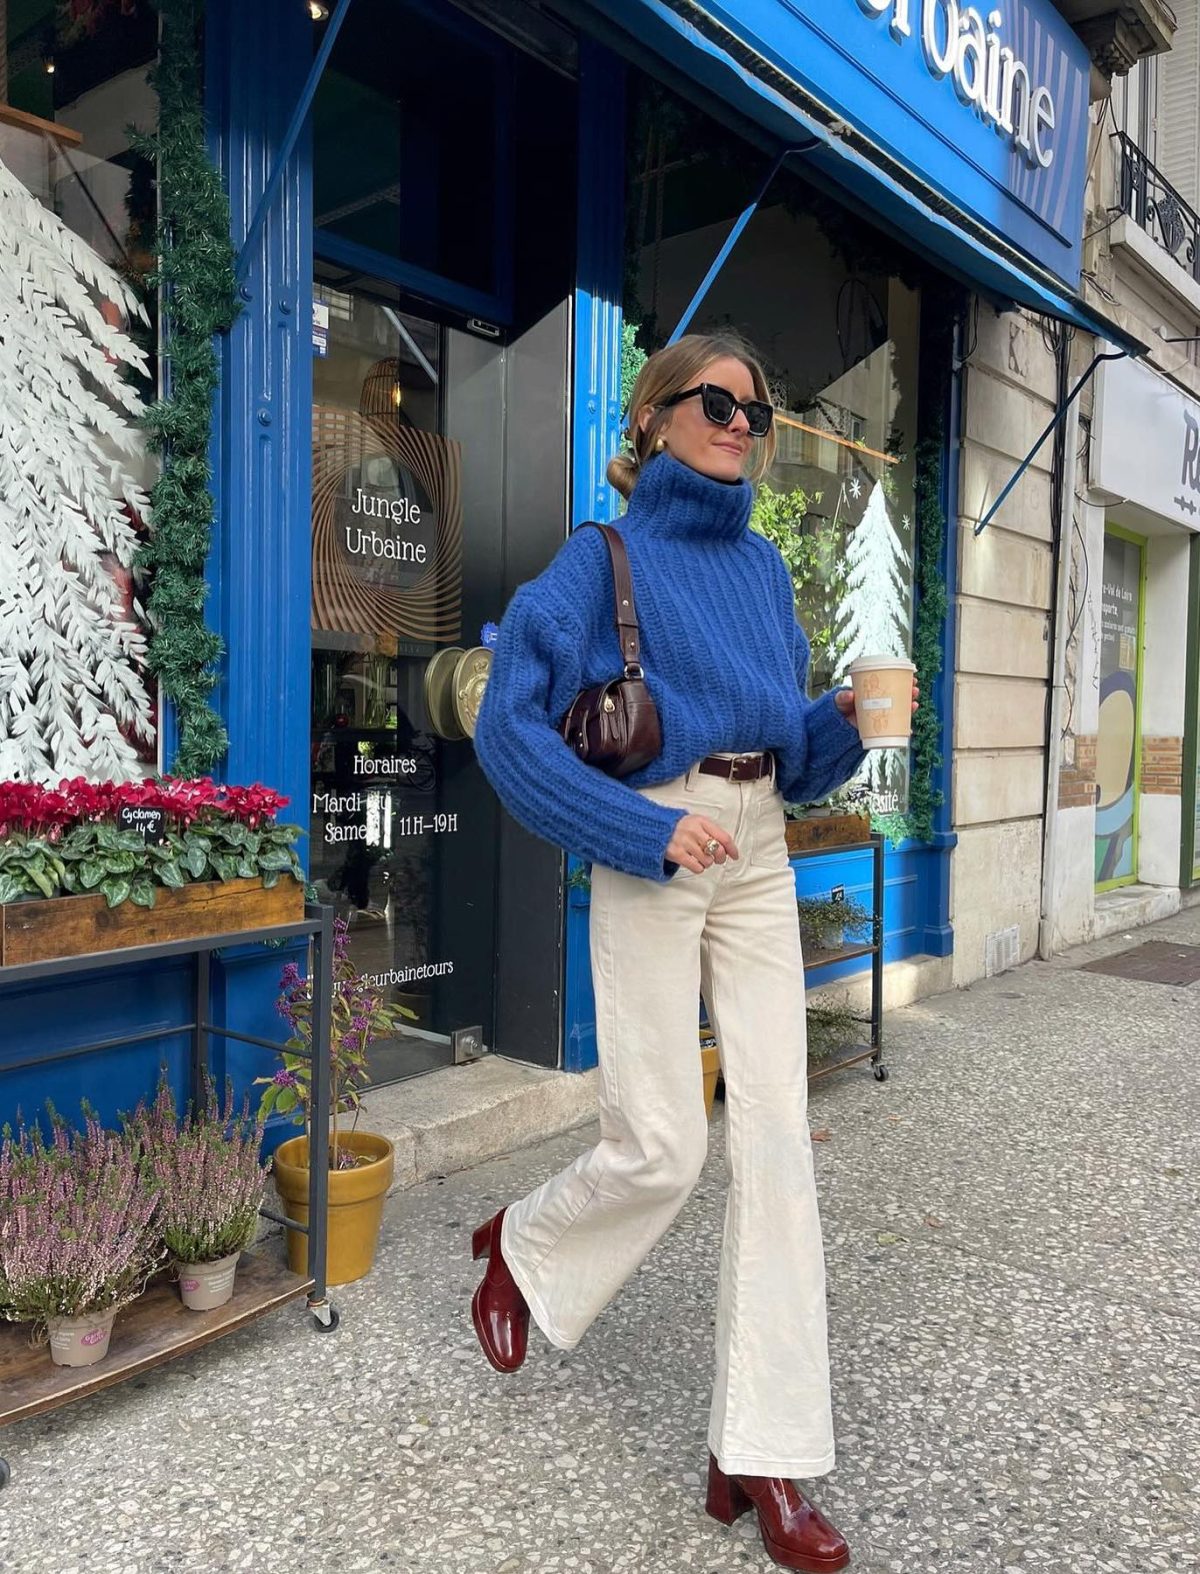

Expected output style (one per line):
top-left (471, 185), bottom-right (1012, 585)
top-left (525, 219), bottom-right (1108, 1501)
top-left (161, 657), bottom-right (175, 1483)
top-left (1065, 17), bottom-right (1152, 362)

top-left (847, 656), bottom-right (916, 749)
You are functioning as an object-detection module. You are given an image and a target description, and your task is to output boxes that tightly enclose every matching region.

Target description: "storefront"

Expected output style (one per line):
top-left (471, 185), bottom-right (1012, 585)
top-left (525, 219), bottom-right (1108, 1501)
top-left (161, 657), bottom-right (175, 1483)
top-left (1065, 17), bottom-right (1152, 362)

top-left (1090, 351), bottom-right (1200, 897)
top-left (1, 0), bottom-right (1128, 1119)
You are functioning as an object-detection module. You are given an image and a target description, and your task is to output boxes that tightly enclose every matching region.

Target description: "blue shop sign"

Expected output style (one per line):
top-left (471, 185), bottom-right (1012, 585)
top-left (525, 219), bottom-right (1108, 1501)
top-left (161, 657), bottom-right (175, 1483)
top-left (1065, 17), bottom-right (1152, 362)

top-left (676, 0), bottom-right (1090, 288)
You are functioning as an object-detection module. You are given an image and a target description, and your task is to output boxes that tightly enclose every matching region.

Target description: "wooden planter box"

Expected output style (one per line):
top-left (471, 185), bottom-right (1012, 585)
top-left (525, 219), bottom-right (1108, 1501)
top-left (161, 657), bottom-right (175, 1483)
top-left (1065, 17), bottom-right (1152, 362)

top-left (0, 877), bottom-right (305, 968)
top-left (785, 813), bottom-right (872, 855)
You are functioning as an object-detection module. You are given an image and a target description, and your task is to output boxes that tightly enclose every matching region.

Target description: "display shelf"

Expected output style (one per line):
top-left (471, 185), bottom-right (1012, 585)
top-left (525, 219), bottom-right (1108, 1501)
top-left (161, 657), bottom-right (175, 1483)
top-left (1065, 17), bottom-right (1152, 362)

top-left (0, 904), bottom-right (337, 1489)
top-left (803, 940), bottom-right (876, 972)
top-left (0, 1255), bottom-right (312, 1430)
top-left (797, 834), bottom-right (887, 1083)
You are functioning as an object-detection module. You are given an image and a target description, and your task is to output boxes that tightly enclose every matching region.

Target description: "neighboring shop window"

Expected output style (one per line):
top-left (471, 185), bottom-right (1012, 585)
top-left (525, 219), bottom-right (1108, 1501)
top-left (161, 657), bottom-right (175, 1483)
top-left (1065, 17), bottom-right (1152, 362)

top-left (1191, 539), bottom-right (1200, 886)
top-left (1, 2), bottom-right (159, 781)
top-left (624, 80), bottom-right (921, 820)
top-left (1095, 528), bottom-right (1145, 890)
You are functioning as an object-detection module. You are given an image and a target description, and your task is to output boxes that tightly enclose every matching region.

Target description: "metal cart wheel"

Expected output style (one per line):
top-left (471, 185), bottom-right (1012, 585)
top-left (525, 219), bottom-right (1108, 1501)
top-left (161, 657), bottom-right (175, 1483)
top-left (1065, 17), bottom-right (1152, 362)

top-left (873, 1063), bottom-right (890, 1082)
top-left (0, 1457), bottom-right (10, 1490)
top-left (310, 1301), bottom-right (340, 1333)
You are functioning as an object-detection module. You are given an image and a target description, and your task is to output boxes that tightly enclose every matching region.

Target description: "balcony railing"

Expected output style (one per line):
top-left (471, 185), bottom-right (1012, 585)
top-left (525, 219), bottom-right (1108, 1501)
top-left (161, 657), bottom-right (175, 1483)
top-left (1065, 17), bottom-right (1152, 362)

top-left (1113, 132), bottom-right (1200, 288)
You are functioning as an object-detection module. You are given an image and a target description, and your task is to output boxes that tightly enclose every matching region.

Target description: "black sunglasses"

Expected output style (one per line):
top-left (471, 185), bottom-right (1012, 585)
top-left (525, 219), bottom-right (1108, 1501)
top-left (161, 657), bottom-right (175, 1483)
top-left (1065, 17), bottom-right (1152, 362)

top-left (660, 382), bottom-right (774, 438)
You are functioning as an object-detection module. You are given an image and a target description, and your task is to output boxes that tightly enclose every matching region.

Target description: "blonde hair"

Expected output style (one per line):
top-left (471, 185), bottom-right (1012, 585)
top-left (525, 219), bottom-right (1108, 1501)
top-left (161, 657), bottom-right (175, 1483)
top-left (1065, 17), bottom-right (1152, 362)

top-left (607, 332), bottom-right (778, 500)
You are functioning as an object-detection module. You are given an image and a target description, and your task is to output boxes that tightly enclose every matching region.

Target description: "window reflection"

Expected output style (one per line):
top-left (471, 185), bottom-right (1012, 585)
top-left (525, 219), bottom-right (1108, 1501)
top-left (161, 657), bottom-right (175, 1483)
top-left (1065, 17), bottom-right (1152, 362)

top-left (626, 90), bottom-right (921, 816)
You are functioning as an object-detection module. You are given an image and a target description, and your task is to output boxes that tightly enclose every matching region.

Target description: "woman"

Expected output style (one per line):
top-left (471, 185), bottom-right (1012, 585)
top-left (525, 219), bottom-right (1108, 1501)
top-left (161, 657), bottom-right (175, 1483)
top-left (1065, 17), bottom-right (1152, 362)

top-left (471, 333), bottom-right (913, 1572)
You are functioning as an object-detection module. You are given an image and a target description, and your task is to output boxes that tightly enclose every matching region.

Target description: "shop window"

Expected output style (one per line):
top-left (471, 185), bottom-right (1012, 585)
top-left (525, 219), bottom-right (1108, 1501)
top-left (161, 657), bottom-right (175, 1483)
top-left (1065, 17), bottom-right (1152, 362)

top-left (2, 2), bottom-right (159, 780)
top-left (626, 82), bottom-right (922, 819)
top-left (313, 0), bottom-right (509, 309)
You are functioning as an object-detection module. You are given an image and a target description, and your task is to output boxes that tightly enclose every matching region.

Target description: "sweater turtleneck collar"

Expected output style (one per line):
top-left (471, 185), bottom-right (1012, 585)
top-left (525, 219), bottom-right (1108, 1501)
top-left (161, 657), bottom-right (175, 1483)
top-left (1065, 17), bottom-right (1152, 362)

top-left (622, 451), bottom-right (753, 541)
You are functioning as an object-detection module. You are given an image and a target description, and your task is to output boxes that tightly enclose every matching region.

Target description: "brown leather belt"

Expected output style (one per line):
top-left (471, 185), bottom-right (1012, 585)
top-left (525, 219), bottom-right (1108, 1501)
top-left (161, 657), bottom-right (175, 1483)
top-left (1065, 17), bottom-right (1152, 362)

top-left (697, 752), bottom-right (774, 783)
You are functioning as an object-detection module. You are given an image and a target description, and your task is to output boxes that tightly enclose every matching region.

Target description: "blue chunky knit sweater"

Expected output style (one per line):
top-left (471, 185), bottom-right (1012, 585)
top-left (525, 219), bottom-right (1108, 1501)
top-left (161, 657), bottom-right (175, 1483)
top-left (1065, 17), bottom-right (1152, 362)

top-left (473, 452), bottom-right (866, 881)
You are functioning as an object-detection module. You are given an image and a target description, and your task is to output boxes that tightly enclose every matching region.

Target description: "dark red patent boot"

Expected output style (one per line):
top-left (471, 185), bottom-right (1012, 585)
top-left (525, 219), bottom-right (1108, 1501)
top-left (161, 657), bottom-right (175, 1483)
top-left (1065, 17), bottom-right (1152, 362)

top-left (470, 1207), bottom-right (530, 1374)
top-left (705, 1452), bottom-right (850, 1572)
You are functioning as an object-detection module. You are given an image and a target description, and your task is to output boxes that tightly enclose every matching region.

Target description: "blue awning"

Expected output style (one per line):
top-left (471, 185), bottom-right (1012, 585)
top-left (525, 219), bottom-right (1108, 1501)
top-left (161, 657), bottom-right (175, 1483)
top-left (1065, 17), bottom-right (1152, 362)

top-left (585, 0), bottom-right (1148, 354)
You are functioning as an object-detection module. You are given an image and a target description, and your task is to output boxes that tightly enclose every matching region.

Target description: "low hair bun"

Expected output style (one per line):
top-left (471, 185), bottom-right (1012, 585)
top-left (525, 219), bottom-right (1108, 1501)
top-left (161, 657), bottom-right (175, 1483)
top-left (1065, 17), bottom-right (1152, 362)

top-left (606, 452), bottom-right (639, 500)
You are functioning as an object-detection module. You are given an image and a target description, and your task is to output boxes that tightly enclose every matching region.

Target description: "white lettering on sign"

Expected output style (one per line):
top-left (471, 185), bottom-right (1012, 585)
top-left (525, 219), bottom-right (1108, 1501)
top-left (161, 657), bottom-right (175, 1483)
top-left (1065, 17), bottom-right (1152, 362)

top-left (350, 487), bottom-right (422, 527)
top-left (344, 487), bottom-right (429, 566)
top-left (353, 754), bottom-right (418, 776)
top-left (365, 960), bottom-right (456, 988)
top-left (343, 525), bottom-right (428, 566)
top-left (856, 0), bottom-right (1058, 168)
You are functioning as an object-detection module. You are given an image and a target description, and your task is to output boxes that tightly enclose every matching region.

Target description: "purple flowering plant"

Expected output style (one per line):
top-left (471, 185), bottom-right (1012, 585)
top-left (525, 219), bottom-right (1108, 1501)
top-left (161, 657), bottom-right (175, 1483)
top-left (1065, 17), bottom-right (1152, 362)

top-left (0, 1106), bottom-right (163, 1334)
top-left (255, 918), bottom-right (413, 1171)
top-left (124, 1077), bottom-right (269, 1267)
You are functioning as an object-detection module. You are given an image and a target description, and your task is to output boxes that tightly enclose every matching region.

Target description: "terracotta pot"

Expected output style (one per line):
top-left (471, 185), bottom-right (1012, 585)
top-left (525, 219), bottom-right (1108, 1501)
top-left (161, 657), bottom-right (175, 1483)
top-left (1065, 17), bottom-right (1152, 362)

top-left (272, 1131), bottom-right (394, 1286)
top-left (47, 1309), bottom-right (117, 1367)
top-left (176, 1250), bottom-right (241, 1311)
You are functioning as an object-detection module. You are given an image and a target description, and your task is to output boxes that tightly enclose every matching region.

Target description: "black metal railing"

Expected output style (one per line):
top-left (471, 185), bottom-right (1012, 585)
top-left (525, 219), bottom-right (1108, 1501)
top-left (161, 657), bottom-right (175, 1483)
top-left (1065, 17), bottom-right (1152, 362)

top-left (1113, 132), bottom-right (1200, 287)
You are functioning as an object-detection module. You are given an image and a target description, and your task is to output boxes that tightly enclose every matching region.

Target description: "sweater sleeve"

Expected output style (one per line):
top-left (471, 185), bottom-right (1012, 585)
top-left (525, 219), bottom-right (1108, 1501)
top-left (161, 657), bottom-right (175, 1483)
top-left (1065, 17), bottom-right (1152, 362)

top-left (787, 683), bottom-right (869, 805)
top-left (473, 582), bottom-right (686, 881)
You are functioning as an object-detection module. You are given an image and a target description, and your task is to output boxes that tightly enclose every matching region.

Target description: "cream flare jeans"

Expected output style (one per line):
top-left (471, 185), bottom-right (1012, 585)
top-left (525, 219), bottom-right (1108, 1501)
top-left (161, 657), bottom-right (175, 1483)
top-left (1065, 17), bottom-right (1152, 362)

top-left (500, 759), bottom-right (836, 1479)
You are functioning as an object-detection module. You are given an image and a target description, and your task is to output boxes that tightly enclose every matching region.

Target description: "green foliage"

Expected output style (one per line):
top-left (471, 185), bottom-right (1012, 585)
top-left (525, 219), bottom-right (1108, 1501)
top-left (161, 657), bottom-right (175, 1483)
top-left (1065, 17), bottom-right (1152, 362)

top-left (621, 320), bottom-right (648, 413)
top-left (904, 308), bottom-right (954, 844)
top-left (805, 1003), bottom-right (862, 1063)
top-left (0, 821), bottom-right (302, 908)
top-left (749, 484), bottom-right (847, 680)
top-left (796, 893), bottom-right (871, 953)
top-left (131, 0), bottom-right (241, 777)
top-left (256, 921), bottom-right (416, 1171)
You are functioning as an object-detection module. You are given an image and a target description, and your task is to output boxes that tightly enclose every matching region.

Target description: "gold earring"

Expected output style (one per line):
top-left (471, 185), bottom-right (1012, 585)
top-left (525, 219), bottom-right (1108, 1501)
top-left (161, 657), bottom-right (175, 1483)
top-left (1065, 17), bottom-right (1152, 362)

top-left (654, 437), bottom-right (666, 453)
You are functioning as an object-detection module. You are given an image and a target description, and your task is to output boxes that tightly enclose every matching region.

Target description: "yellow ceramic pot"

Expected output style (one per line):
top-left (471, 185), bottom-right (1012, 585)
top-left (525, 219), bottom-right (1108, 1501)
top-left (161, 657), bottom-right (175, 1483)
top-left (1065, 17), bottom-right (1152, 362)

top-left (272, 1130), bottom-right (394, 1286)
top-left (701, 1041), bottom-right (722, 1118)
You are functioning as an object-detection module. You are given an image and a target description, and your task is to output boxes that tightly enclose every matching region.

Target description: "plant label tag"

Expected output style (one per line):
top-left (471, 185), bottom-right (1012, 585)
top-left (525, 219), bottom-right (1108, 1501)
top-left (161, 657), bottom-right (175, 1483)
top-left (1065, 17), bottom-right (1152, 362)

top-left (118, 805), bottom-right (167, 844)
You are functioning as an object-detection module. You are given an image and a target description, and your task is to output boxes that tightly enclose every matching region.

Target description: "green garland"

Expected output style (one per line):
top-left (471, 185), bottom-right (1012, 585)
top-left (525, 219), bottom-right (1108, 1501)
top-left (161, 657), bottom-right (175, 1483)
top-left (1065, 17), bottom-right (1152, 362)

top-left (132, 0), bottom-right (240, 778)
top-left (904, 427), bottom-right (949, 843)
top-left (901, 297), bottom-right (958, 845)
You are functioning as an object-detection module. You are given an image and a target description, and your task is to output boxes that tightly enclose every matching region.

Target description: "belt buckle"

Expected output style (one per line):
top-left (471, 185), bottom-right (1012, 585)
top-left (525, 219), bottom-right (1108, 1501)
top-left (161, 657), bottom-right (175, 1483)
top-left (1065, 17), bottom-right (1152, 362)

top-left (732, 753), bottom-right (756, 781)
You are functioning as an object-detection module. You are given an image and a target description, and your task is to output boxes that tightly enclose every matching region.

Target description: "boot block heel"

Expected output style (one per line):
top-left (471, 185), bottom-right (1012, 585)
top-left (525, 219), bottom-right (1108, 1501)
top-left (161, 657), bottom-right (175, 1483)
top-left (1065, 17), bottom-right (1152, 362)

top-left (471, 1220), bottom-right (492, 1260)
top-left (705, 1453), bottom-right (751, 1526)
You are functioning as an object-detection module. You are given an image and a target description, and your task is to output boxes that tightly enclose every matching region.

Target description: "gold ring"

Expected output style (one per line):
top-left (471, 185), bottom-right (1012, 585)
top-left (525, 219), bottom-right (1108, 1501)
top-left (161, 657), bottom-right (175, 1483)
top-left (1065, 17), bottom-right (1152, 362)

top-left (704, 838), bottom-right (721, 857)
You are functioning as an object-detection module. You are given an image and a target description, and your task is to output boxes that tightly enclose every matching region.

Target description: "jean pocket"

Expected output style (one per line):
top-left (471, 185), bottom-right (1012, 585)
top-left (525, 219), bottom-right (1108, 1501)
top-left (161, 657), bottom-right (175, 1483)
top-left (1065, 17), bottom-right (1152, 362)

top-left (750, 793), bottom-right (790, 869)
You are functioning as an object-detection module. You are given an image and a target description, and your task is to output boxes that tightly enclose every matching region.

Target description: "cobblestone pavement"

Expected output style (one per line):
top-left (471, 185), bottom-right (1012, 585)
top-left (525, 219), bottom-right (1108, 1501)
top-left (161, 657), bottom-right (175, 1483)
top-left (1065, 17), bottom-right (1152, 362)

top-left (1, 906), bottom-right (1198, 1574)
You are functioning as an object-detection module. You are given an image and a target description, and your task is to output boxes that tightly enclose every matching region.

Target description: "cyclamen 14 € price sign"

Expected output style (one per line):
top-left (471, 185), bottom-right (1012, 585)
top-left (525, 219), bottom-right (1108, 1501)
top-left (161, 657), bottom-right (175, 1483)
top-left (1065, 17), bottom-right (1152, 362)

top-left (117, 805), bottom-right (167, 844)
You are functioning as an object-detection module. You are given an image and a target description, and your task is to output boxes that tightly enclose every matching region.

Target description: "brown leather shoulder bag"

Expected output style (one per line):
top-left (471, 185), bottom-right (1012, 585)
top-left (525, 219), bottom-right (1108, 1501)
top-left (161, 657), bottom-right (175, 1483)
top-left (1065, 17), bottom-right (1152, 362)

top-left (558, 523), bottom-right (662, 778)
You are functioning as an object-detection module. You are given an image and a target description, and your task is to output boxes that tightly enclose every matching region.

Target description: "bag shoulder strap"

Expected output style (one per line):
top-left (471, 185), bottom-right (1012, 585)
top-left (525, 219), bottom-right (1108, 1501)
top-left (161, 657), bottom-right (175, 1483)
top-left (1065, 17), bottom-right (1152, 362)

top-left (577, 521), bottom-right (642, 672)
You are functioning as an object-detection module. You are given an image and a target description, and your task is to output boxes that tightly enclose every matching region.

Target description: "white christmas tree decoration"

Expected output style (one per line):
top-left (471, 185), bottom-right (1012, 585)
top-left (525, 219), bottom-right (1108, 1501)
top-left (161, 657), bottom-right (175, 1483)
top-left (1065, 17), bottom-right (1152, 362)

top-left (0, 153), bottom-right (155, 783)
top-left (834, 478), bottom-right (912, 793)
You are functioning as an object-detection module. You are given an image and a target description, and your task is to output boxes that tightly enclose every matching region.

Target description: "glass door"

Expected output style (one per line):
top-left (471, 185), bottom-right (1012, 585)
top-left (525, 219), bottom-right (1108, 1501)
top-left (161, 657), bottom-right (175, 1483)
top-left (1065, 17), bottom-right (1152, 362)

top-left (310, 278), bottom-right (501, 1083)
top-left (1095, 527), bottom-right (1146, 891)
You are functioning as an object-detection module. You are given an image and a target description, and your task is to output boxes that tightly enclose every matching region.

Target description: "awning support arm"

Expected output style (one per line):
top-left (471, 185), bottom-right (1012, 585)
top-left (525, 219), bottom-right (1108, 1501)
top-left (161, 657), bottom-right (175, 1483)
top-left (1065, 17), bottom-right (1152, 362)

top-left (666, 138), bottom-right (820, 346)
top-left (973, 350), bottom-right (1129, 536)
top-left (235, 0), bottom-right (357, 284)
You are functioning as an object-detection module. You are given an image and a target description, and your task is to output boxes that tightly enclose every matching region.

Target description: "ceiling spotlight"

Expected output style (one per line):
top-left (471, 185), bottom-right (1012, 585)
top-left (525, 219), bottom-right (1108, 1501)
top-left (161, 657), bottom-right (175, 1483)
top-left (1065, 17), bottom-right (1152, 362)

top-left (308, 2), bottom-right (330, 19)
top-left (43, 54), bottom-right (56, 75)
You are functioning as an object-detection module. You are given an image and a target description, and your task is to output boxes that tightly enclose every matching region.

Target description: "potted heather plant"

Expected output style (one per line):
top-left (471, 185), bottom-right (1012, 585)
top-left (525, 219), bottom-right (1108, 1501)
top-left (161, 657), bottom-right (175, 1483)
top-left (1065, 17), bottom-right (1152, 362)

top-left (0, 1108), bottom-right (161, 1367)
top-left (127, 1078), bottom-right (269, 1311)
top-left (256, 918), bottom-right (413, 1286)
